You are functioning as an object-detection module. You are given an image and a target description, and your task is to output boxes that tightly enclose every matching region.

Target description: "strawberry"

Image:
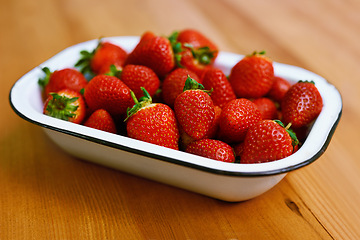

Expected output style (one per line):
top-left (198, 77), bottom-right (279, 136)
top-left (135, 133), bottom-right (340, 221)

top-left (43, 89), bottom-right (86, 124)
top-left (84, 109), bottom-right (117, 134)
top-left (202, 68), bottom-right (236, 108)
top-left (267, 76), bottom-right (292, 102)
top-left (229, 51), bottom-right (274, 98)
top-left (83, 75), bottom-right (133, 118)
top-left (125, 88), bottom-right (179, 150)
top-left (186, 139), bottom-right (235, 163)
top-left (241, 120), bottom-right (299, 163)
top-left (252, 97), bottom-right (278, 120)
top-left (281, 80), bottom-right (323, 128)
top-left (137, 31), bottom-right (157, 45)
top-left (161, 68), bottom-right (201, 108)
top-left (175, 49), bottom-right (215, 78)
top-left (38, 67), bottom-right (88, 97)
top-left (176, 29), bottom-right (218, 56)
top-left (75, 40), bottom-right (128, 76)
top-left (174, 76), bottom-right (215, 140)
top-left (218, 98), bottom-right (262, 143)
top-left (179, 105), bottom-right (221, 150)
top-left (125, 32), bottom-right (175, 78)
top-left (115, 64), bottom-right (160, 99)
top-left (169, 29), bottom-right (218, 77)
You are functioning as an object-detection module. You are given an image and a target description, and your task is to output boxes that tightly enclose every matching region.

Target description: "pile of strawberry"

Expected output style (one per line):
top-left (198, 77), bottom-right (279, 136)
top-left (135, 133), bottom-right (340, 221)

top-left (39, 29), bottom-right (323, 164)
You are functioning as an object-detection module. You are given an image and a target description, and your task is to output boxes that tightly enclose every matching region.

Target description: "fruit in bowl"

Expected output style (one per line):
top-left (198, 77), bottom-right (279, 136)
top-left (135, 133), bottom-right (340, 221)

top-left (9, 29), bottom-right (342, 201)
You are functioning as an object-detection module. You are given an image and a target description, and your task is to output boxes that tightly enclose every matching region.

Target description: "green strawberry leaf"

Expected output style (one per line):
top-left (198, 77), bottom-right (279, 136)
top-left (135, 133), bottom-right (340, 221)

top-left (74, 38), bottom-right (102, 77)
top-left (274, 120), bottom-right (299, 147)
top-left (183, 75), bottom-right (213, 95)
top-left (168, 31), bottom-right (185, 68)
top-left (124, 87), bottom-right (152, 122)
top-left (38, 67), bottom-right (52, 89)
top-left (183, 75), bottom-right (205, 91)
top-left (274, 119), bottom-right (285, 128)
top-left (298, 80), bottom-right (315, 85)
top-left (183, 43), bottom-right (216, 65)
top-left (287, 128), bottom-right (299, 147)
top-left (168, 31), bottom-right (179, 46)
top-left (168, 31), bottom-right (183, 54)
top-left (174, 53), bottom-right (184, 68)
top-left (105, 64), bottom-right (122, 78)
top-left (45, 93), bottom-right (79, 121)
top-left (247, 50), bottom-right (266, 57)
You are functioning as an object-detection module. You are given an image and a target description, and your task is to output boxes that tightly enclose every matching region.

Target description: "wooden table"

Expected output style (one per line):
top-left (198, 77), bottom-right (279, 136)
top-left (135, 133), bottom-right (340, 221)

top-left (1, 0), bottom-right (359, 239)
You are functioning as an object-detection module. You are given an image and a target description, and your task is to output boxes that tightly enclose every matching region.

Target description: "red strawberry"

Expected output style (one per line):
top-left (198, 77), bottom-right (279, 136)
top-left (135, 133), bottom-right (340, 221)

top-left (84, 75), bottom-right (133, 118)
top-left (84, 109), bottom-right (117, 134)
top-left (252, 97), bottom-right (278, 120)
top-left (176, 29), bottom-right (218, 56)
top-left (162, 68), bottom-right (201, 108)
top-left (218, 98), bottom-right (262, 143)
top-left (281, 80), bottom-right (323, 128)
top-left (202, 68), bottom-right (236, 108)
top-left (137, 31), bottom-right (157, 46)
top-left (75, 40), bottom-right (128, 75)
top-left (38, 67), bottom-right (88, 97)
top-left (179, 105), bottom-right (221, 150)
top-left (241, 120), bottom-right (299, 163)
top-left (169, 29), bottom-right (218, 77)
top-left (116, 64), bottom-right (160, 99)
top-left (229, 51), bottom-right (274, 98)
top-left (186, 139), bottom-right (235, 163)
top-left (268, 76), bottom-right (292, 102)
top-left (125, 32), bottom-right (175, 78)
top-left (174, 76), bottom-right (215, 140)
top-left (125, 88), bottom-right (179, 150)
top-left (43, 89), bottom-right (86, 124)
top-left (176, 49), bottom-right (215, 78)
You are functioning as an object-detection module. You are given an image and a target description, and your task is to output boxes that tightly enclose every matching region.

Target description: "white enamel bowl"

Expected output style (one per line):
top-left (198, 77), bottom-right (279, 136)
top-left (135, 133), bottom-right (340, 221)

top-left (9, 36), bottom-right (342, 202)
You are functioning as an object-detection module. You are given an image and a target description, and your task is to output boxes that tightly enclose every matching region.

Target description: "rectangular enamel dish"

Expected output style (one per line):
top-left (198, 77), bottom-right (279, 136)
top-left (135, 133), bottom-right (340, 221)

top-left (9, 36), bottom-right (342, 202)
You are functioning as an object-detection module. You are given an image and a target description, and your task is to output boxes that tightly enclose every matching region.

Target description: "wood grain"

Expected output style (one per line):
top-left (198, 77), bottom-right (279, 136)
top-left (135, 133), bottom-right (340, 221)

top-left (1, 0), bottom-right (359, 239)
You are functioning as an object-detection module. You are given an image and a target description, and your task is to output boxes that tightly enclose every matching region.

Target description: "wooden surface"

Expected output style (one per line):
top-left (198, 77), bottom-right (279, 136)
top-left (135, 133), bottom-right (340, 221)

top-left (1, 0), bottom-right (359, 239)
